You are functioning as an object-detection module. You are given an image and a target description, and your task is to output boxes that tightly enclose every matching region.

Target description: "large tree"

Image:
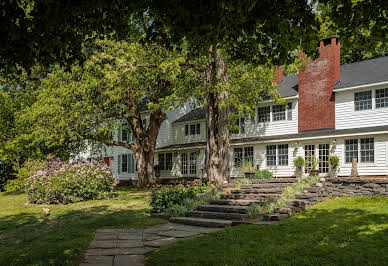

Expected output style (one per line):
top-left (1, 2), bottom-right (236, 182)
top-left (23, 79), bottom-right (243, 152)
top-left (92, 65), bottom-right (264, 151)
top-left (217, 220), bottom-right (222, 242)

top-left (17, 38), bottom-right (200, 187)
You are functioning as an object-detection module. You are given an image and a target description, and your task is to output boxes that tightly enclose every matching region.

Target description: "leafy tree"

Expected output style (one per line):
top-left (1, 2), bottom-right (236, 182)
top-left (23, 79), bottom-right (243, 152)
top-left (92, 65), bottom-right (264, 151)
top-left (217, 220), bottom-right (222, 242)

top-left (18, 38), bottom-right (201, 187)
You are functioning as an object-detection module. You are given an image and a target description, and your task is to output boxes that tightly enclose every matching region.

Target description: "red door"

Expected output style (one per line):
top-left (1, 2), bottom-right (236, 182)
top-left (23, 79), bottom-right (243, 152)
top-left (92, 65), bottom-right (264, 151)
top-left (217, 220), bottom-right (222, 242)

top-left (104, 157), bottom-right (110, 167)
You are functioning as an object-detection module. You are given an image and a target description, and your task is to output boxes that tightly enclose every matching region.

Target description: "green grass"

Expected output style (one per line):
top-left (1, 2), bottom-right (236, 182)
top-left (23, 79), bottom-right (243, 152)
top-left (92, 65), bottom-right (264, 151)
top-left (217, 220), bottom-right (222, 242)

top-left (146, 197), bottom-right (388, 266)
top-left (0, 188), bottom-right (165, 266)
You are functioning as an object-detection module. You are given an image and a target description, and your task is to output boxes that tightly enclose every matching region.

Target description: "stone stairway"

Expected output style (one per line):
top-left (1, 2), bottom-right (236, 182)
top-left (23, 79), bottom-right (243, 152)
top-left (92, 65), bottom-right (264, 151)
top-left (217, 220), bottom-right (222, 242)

top-left (170, 178), bottom-right (297, 228)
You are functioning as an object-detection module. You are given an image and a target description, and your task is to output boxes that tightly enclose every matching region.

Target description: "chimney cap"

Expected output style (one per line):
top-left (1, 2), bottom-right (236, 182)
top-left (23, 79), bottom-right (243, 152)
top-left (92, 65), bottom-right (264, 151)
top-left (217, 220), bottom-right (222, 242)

top-left (318, 36), bottom-right (339, 47)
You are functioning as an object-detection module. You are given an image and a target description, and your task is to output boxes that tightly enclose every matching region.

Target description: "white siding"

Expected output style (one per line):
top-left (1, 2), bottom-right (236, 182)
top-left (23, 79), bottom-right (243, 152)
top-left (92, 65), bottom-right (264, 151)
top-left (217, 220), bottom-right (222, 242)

top-left (172, 121), bottom-right (206, 145)
top-left (335, 86), bottom-right (388, 130)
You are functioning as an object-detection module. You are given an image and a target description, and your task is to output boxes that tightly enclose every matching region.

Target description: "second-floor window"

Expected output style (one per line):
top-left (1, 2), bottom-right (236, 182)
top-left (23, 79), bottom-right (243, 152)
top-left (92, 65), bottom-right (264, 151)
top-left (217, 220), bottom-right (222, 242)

top-left (185, 123), bottom-right (201, 136)
top-left (354, 91), bottom-right (372, 111)
top-left (257, 106), bottom-right (270, 122)
top-left (272, 105), bottom-right (286, 121)
top-left (376, 88), bottom-right (388, 108)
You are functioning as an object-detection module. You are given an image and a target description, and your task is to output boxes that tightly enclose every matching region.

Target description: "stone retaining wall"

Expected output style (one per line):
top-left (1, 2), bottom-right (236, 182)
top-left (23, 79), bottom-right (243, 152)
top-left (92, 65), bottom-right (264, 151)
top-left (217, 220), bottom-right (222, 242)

top-left (323, 178), bottom-right (388, 197)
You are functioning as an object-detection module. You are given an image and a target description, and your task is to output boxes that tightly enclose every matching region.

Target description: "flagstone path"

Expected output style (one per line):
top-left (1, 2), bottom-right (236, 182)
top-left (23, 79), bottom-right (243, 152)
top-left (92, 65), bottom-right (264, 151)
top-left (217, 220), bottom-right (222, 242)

top-left (80, 223), bottom-right (221, 266)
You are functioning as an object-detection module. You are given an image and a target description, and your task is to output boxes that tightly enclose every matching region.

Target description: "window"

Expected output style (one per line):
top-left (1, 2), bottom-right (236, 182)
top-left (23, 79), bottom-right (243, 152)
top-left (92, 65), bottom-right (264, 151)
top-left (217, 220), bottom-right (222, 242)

top-left (190, 124), bottom-right (196, 135)
top-left (319, 144), bottom-right (329, 173)
top-left (234, 147), bottom-right (254, 167)
top-left (257, 106), bottom-right (270, 122)
top-left (360, 138), bottom-right (374, 163)
top-left (278, 144), bottom-right (289, 166)
top-left (272, 105), bottom-right (286, 121)
top-left (287, 103), bottom-right (293, 120)
top-left (240, 117), bottom-right (245, 133)
top-left (128, 154), bottom-right (135, 173)
top-left (251, 109), bottom-right (256, 124)
top-left (196, 123), bottom-right (201, 135)
top-left (185, 123), bottom-right (201, 136)
top-left (142, 119), bottom-right (147, 129)
top-left (121, 129), bottom-right (128, 142)
top-left (189, 152), bottom-right (197, 174)
top-left (158, 153), bottom-right (172, 171)
top-left (355, 91), bottom-right (372, 111)
top-left (376, 88), bottom-right (388, 108)
top-left (234, 148), bottom-right (243, 167)
top-left (345, 139), bottom-right (358, 163)
top-left (181, 153), bottom-right (188, 174)
top-left (266, 145), bottom-right (277, 166)
top-left (121, 154), bottom-right (128, 173)
top-left (305, 145), bottom-right (315, 172)
top-left (185, 125), bottom-right (189, 136)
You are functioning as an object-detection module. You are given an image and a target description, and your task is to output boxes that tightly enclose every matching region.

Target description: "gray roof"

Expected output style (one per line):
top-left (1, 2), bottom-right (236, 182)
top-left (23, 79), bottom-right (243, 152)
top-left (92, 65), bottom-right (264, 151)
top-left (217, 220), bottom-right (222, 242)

top-left (276, 73), bottom-right (299, 97)
top-left (173, 107), bottom-right (205, 123)
top-left (334, 56), bottom-right (388, 90)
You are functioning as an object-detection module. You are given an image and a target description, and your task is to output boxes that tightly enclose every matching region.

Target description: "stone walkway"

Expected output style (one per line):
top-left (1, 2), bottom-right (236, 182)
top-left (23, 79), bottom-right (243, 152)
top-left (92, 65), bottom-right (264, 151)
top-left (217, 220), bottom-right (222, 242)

top-left (80, 223), bottom-right (221, 266)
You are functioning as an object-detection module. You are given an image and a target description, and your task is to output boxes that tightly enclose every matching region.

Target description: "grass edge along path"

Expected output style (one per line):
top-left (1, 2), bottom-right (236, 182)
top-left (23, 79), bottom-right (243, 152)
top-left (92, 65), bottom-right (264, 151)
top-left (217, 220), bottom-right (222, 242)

top-left (0, 188), bottom-right (166, 266)
top-left (146, 197), bottom-right (388, 266)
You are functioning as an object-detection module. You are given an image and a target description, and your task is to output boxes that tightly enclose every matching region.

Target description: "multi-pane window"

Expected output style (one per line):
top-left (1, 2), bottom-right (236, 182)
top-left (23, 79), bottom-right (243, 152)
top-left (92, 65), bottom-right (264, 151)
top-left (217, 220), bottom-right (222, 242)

top-left (121, 154), bottom-right (128, 173)
top-left (266, 145), bottom-right (277, 166)
top-left (121, 129), bottom-right (128, 142)
top-left (287, 103), bottom-right (293, 120)
top-left (277, 144), bottom-right (289, 166)
top-left (234, 148), bottom-right (243, 167)
top-left (257, 106), bottom-right (270, 122)
top-left (376, 88), bottom-right (388, 108)
top-left (360, 138), bottom-right (374, 163)
top-left (304, 145), bottom-right (315, 172)
top-left (318, 144), bottom-right (330, 173)
top-left (354, 91), bottom-right (372, 111)
top-left (185, 124), bottom-right (201, 136)
top-left (189, 152), bottom-right (197, 174)
top-left (272, 105), bottom-right (286, 121)
top-left (158, 153), bottom-right (172, 171)
top-left (181, 153), bottom-right (188, 174)
top-left (234, 147), bottom-right (253, 167)
top-left (345, 139), bottom-right (358, 163)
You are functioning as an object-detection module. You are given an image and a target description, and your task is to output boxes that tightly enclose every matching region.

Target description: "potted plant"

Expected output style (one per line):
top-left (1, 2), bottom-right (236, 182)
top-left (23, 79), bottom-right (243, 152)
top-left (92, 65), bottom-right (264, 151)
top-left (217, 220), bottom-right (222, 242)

top-left (308, 158), bottom-right (320, 177)
top-left (154, 164), bottom-right (161, 178)
top-left (329, 155), bottom-right (340, 178)
top-left (241, 161), bottom-right (255, 179)
top-left (293, 156), bottom-right (305, 178)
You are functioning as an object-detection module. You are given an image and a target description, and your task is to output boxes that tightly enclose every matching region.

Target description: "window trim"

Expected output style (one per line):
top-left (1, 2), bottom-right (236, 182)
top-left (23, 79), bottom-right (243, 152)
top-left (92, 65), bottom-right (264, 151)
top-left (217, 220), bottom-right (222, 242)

top-left (375, 88), bottom-right (388, 109)
top-left (354, 90), bottom-right (372, 111)
top-left (234, 147), bottom-right (254, 167)
top-left (345, 138), bottom-right (375, 164)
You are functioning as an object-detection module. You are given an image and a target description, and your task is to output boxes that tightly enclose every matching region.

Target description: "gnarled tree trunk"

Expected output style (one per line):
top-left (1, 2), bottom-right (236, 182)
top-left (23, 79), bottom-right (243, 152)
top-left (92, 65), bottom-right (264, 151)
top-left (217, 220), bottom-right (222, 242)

top-left (205, 47), bottom-right (230, 183)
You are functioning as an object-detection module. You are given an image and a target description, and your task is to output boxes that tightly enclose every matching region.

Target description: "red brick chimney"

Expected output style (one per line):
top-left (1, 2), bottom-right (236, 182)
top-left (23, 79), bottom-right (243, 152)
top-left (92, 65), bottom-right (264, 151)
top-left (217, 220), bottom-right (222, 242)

top-left (272, 66), bottom-right (284, 83)
top-left (298, 36), bottom-right (340, 132)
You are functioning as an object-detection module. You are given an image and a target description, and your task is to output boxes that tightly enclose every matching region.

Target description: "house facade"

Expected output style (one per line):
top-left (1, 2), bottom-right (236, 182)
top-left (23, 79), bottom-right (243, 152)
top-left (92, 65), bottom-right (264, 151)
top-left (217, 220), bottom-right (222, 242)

top-left (86, 37), bottom-right (388, 180)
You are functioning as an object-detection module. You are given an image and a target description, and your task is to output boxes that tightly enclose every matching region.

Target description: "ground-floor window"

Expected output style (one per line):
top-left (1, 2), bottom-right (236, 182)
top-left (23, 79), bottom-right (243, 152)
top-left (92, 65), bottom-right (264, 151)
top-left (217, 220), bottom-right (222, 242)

top-left (189, 152), bottom-right (197, 174)
top-left (319, 144), bottom-right (330, 173)
top-left (304, 144), bottom-right (315, 172)
top-left (181, 153), bottom-right (188, 174)
top-left (234, 147), bottom-right (254, 167)
top-left (346, 138), bottom-right (374, 163)
top-left (158, 153), bottom-right (172, 171)
top-left (266, 145), bottom-right (288, 166)
top-left (118, 153), bottom-right (135, 174)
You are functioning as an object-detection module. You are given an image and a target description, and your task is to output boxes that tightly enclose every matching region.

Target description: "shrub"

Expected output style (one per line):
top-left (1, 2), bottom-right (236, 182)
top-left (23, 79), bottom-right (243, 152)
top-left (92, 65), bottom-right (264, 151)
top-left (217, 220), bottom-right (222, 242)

top-left (293, 156), bottom-right (305, 168)
top-left (241, 161), bottom-right (255, 172)
top-left (25, 159), bottom-right (116, 204)
top-left (254, 169), bottom-right (273, 179)
top-left (248, 197), bottom-right (277, 218)
top-left (150, 182), bottom-right (211, 213)
top-left (329, 156), bottom-right (340, 169)
top-left (4, 159), bottom-right (44, 193)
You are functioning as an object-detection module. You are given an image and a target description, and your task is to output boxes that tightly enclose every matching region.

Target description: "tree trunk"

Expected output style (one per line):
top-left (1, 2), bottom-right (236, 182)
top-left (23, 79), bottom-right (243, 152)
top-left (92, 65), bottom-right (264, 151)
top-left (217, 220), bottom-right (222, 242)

top-left (205, 47), bottom-right (230, 183)
top-left (134, 141), bottom-right (156, 187)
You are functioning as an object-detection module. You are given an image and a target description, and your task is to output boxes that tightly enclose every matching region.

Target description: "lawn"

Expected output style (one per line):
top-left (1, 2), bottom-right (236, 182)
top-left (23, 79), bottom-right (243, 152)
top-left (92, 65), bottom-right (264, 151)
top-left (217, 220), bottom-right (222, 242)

top-left (0, 188), bottom-right (165, 266)
top-left (146, 197), bottom-right (388, 266)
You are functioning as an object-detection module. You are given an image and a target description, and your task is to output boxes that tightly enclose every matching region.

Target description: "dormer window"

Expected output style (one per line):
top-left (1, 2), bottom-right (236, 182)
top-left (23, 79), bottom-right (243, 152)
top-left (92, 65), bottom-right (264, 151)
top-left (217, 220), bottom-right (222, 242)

top-left (185, 123), bottom-right (201, 136)
top-left (272, 105), bottom-right (286, 121)
top-left (354, 91), bottom-right (372, 111)
top-left (257, 106), bottom-right (270, 122)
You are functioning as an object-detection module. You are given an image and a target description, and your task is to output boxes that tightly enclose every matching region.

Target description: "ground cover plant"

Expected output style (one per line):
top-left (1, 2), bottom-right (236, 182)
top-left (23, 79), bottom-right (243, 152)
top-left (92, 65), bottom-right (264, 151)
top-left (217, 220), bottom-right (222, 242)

top-left (0, 188), bottom-right (165, 266)
top-left (146, 197), bottom-right (388, 265)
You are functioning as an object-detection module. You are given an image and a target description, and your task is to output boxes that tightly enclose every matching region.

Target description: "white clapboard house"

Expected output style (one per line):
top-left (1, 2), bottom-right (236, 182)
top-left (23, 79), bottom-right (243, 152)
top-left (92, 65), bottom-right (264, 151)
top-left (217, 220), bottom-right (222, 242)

top-left (81, 37), bottom-right (388, 180)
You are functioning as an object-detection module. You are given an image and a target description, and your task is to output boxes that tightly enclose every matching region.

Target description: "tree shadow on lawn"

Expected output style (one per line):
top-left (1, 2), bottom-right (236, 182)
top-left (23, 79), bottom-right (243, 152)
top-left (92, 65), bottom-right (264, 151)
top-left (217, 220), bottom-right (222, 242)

top-left (0, 204), bottom-right (165, 266)
top-left (146, 202), bottom-right (388, 266)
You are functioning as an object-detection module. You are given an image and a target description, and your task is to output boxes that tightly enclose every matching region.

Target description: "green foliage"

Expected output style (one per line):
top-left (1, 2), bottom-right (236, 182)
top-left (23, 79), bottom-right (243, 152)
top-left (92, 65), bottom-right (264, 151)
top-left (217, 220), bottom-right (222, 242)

top-left (329, 156), bottom-right (340, 169)
top-left (293, 156), bottom-right (305, 168)
top-left (241, 161), bottom-right (255, 172)
top-left (25, 160), bottom-right (116, 204)
top-left (150, 182), bottom-right (211, 213)
top-left (253, 169), bottom-right (273, 179)
top-left (4, 159), bottom-right (44, 192)
top-left (280, 176), bottom-right (320, 203)
top-left (248, 197), bottom-right (277, 218)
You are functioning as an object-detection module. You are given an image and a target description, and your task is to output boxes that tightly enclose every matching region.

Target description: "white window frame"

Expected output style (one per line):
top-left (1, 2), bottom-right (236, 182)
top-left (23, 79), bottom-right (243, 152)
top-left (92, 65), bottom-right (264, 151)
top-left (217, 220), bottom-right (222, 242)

top-left (344, 138), bottom-right (375, 164)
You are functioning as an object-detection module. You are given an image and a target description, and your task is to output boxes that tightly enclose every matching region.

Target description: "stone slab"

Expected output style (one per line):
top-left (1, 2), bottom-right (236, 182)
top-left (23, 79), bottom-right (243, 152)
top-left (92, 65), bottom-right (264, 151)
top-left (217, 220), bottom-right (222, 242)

top-left (157, 230), bottom-right (201, 238)
top-left (86, 248), bottom-right (153, 256)
top-left (95, 233), bottom-right (118, 240)
top-left (159, 223), bottom-right (221, 234)
top-left (142, 234), bottom-right (161, 241)
top-left (84, 255), bottom-right (114, 264)
top-left (118, 233), bottom-right (143, 240)
top-left (144, 237), bottom-right (178, 247)
top-left (113, 255), bottom-right (144, 266)
top-left (89, 240), bottom-right (116, 249)
top-left (116, 240), bottom-right (144, 248)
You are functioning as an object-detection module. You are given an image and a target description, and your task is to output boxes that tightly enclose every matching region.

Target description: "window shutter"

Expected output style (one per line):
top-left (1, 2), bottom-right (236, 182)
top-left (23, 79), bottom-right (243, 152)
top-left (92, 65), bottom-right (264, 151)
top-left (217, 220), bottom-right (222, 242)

top-left (132, 154), bottom-right (136, 172)
top-left (287, 103), bottom-right (292, 120)
top-left (196, 124), bottom-right (200, 135)
top-left (118, 126), bottom-right (122, 142)
top-left (117, 155), bottom-right (121, 174)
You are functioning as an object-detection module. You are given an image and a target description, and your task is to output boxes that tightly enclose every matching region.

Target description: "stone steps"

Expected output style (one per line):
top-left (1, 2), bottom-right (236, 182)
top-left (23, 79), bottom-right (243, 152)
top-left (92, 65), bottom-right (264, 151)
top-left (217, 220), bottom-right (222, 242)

top-left (251, 178), bottom-right (297, 184)
top-left (240, 183), bottom-right (289, 189)
top-left (263, 213), bottom-right (290, 221)
top-left (197, 205), bottom-right (248, 214)
top-left (221, 193), bottom-right (281, 200)
top-left (210, 199), bottom-right (266, 206)
top-left (232, 188), bottom-right (284, 194)
top-left (186, 210), bottom-right (248, 221)
top-left (170, 217), bottom-right (233, 228)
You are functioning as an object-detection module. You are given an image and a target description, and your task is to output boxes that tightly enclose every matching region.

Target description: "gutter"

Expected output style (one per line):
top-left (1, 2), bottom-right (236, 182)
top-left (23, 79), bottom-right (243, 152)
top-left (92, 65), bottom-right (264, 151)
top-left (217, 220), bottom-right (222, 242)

top-left (334, 81), bottom-right (388, 92)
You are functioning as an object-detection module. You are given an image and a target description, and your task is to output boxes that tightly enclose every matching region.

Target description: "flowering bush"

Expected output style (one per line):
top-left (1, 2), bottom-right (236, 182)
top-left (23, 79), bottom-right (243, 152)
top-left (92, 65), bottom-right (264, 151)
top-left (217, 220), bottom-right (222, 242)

top-left (25, 159), bottom-right (117, 204)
